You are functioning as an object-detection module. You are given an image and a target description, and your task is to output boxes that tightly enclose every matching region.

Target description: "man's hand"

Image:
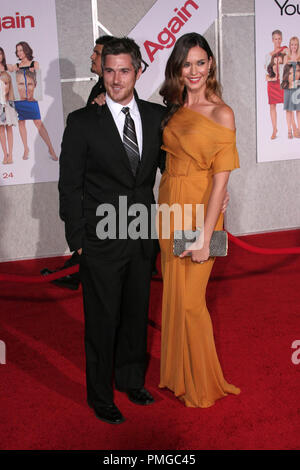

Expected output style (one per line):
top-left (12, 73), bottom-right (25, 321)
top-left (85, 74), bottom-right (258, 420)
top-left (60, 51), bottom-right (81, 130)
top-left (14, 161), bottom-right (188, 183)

top-left (221, 191), bottom-right (230, 213)
top-left (92, 92), bottom-right (106, 106)
top-left (77, 248), bottom-right (82, 255)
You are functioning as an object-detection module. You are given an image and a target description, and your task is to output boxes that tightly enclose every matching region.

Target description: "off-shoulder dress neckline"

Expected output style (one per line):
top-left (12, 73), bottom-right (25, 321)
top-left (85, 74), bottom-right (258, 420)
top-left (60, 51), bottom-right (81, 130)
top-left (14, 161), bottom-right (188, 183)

top-left (181, 106), bottom-right (236, 133)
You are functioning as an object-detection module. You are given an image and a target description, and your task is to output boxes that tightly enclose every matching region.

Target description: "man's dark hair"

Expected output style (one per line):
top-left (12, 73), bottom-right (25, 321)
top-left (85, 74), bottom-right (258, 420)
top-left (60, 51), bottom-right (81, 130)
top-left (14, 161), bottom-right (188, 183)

top-left (95, 35), bottom-right (114, 46)
top-left (101, 37), bottom-right (142, 74)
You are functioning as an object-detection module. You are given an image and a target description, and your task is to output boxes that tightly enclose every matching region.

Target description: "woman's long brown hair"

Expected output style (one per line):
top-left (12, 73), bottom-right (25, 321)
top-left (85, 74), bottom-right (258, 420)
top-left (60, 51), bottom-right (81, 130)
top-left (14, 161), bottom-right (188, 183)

top-left (15, 41), bottom-right (34, 61)
top-left (160, 33), bottom-right (222, 128)
top-left (0, 47), bottom-right (7, 70)
top-left (281, 63), bottom-right (294, 89)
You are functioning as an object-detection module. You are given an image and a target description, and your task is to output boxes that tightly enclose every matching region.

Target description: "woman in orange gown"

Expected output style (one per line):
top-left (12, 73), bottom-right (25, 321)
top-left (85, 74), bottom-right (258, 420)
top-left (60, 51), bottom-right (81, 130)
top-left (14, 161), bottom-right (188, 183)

top-left (158, 33), bottom-right (241, 408)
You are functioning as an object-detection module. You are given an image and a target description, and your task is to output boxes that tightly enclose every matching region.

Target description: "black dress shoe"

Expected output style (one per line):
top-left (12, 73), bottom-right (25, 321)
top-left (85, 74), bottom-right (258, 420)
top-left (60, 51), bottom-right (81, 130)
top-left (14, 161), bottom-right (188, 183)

top-left (87, 399), bottom-right (125, 424)
top-left (126, 388), bottom-right (154, 406)
top-left (40, 268), bottom-right (80, 290)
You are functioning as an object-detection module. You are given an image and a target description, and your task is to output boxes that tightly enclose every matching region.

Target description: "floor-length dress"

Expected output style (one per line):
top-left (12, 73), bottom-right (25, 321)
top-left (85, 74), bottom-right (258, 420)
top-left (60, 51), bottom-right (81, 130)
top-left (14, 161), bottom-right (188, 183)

top-left (158, 107), bottom-right (241, 408)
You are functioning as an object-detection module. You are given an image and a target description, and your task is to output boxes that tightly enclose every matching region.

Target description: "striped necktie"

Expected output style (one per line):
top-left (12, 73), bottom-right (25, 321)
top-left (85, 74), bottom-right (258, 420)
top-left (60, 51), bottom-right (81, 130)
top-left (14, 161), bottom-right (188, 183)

top-left (122, 107), bottom-right (140, 176)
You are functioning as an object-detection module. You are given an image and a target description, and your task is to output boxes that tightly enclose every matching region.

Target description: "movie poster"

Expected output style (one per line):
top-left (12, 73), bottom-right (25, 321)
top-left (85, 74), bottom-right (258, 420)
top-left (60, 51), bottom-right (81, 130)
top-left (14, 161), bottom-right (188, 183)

top-left (0, 0), bottom-right (64, 185)
top-left (255, 0), bottom-right (300, 162)
top-left (129, 0), bottom-right (218, 100)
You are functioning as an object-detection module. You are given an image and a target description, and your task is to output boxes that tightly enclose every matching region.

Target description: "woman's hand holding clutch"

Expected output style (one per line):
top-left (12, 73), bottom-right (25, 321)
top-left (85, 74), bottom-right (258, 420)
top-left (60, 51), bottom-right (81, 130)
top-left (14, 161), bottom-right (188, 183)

top-left (179, 241), bottom-right (210, 264)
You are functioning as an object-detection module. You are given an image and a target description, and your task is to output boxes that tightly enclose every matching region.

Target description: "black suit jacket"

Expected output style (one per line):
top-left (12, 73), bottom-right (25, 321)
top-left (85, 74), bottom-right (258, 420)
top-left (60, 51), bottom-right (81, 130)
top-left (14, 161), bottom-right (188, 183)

top-left (59, 99), bottom-right (166, 258)
top-left (86, 77), bottom-right (105, 107)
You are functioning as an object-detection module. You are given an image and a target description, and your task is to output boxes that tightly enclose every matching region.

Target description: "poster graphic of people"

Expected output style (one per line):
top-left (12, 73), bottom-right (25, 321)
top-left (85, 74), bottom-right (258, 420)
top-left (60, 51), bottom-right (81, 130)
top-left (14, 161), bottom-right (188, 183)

top-left (0, 0), bottom-right (64, 185)
top-left (255, 0), bottom-right (300, 162)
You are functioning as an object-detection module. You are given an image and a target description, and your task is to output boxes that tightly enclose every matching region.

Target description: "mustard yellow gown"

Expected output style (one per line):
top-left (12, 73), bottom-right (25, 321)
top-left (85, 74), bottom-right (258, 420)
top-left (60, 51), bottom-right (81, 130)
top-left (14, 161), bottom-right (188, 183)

top-left (158, 107), bottom-right (241, 408)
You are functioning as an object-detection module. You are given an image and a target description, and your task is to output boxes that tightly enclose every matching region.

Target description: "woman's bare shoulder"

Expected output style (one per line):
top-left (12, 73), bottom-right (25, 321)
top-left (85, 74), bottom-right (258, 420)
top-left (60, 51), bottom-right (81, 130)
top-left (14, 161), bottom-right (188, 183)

top-left (212, 103), bottom-right (236, 130)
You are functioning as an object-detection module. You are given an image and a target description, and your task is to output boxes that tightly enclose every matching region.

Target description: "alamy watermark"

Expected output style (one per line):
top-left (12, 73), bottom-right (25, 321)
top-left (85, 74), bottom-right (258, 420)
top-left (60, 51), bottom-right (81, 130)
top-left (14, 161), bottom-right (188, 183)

top-left (0, 340), bottom-right (6, 364)
top-left (95, 196), bottom-right (204, 246)
top-left (291, 340), bottom-right (300, 365)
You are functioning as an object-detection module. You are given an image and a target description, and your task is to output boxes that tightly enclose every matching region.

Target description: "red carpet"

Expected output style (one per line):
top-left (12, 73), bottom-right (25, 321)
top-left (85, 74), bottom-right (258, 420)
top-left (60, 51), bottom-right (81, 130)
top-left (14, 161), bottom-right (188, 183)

top-left (0, 230), bottom-right (299, 450)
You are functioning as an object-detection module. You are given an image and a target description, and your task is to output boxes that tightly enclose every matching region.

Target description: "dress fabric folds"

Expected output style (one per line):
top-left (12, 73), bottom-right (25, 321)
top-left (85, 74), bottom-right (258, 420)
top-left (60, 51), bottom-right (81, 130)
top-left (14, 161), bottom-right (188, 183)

top-left (158, 107), bottom-right (241, 407)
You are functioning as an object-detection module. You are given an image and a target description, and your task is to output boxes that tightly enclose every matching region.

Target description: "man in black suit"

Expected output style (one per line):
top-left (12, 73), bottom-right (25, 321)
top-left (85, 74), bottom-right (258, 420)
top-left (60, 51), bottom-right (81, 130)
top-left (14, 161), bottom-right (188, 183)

top-left (86, 35), bottom-right (113, 106)
top-left (58, 37), bottom-right (165, 424)
top-left (41, 35), bottom-right (114, 289)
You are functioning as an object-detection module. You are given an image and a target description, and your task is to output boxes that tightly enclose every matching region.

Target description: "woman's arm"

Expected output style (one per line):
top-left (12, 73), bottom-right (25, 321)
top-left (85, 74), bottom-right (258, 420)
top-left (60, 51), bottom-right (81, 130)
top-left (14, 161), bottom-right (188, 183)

top-left (201, 171), bottom-right (230, 241)
top-left (264, 53), bottom-right (271, 70)
top-left (180, 106), bottom-right (235, 263)
top-left (180, 171), bottom-right (230, 262)
top-left (7, 64), bottom-right (17, 72)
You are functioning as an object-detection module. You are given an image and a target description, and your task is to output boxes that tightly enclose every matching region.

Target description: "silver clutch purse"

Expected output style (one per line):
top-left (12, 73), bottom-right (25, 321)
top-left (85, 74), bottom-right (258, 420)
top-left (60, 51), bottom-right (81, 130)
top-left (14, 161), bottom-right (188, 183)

top-left (173, 230), bottom-right (228, 257)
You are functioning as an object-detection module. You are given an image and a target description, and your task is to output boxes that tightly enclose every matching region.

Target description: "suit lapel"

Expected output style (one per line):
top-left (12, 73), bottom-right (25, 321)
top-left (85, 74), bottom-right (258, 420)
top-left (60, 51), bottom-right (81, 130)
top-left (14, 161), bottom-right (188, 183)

top-left (136, 100), bottom-right (153, 180)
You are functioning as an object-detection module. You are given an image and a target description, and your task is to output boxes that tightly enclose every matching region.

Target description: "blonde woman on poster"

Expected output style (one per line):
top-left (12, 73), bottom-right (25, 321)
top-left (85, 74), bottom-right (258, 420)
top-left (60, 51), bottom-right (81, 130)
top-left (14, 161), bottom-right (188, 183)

top-left (9, 41), bottom-right (58, 161)
top-left (283, 36), bottom-right (300, 65)
top-left (282, 37), bottom-right (300, 139)
top-left (0, 71), bottom-right (18, 165)
top-left (264, 30), bottom-right (288, 140)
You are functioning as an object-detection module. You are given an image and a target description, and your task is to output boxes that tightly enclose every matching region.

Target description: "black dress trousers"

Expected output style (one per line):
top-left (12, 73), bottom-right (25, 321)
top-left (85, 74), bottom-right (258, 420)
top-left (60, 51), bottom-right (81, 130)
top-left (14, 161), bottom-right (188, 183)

top-left (80, 239), bottom-right (152, 405)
